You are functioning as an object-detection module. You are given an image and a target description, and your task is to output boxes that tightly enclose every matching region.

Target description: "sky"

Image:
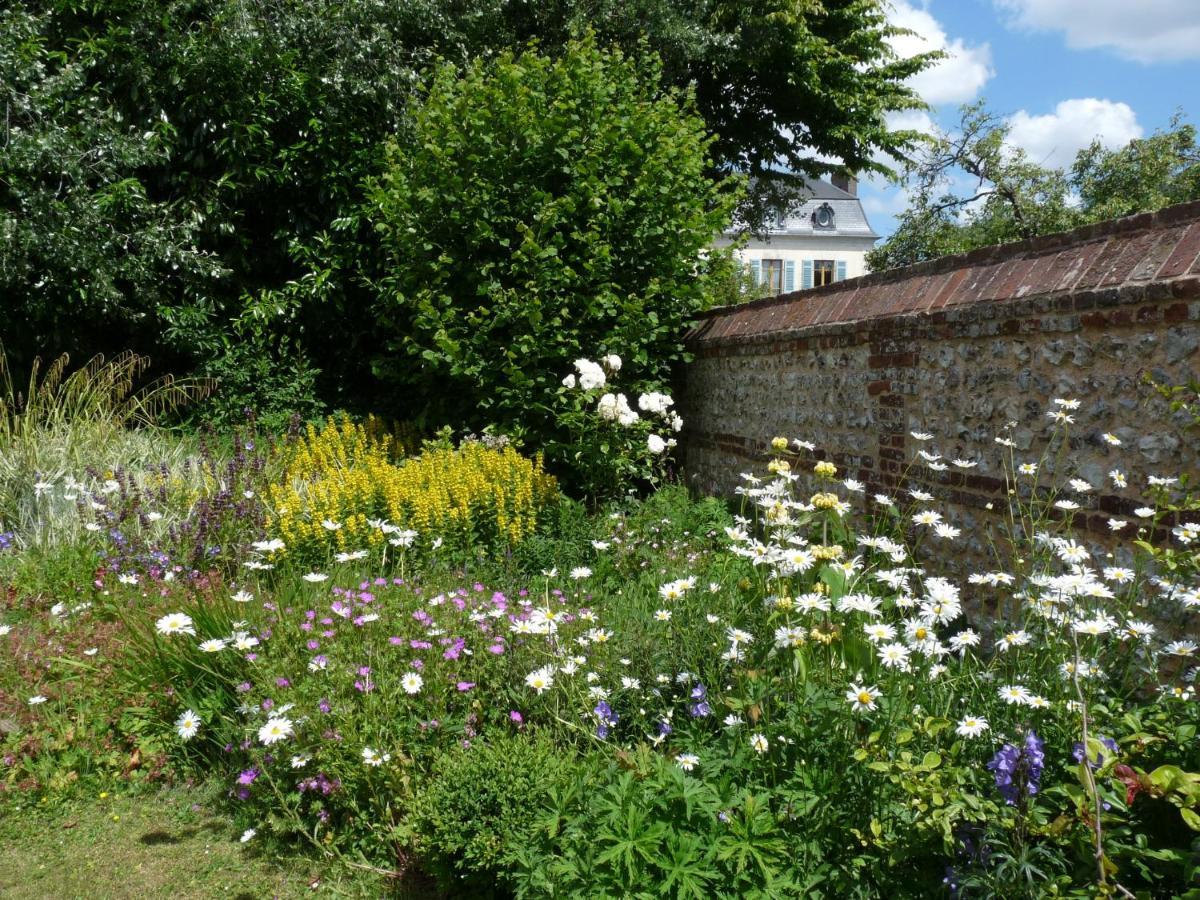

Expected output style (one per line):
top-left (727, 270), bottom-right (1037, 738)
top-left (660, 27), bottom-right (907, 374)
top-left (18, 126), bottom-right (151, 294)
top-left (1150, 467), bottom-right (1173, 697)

top-left (859, 0), bottom-right (1200, 240)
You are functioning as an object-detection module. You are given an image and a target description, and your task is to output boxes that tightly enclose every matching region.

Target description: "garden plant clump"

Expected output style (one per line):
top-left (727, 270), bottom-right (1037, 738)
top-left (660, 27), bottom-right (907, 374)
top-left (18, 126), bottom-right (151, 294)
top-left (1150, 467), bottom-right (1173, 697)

top-left (2, 360), bottom-right (1198, 897)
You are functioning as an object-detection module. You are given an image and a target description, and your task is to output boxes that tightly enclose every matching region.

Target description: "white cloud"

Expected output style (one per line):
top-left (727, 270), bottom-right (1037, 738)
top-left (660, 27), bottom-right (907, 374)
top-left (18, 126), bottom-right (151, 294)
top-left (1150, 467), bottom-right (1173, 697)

top-left (887, 1), bottom-right (994, 105)
top-left (860, 183), bottom-right (914, 219)
top-left (996, 0), bottom-right (1200, 63)
top-left (885, 109), bottom-right (938, 137)
top-left (1005, 98), bottom-right (1142, 169)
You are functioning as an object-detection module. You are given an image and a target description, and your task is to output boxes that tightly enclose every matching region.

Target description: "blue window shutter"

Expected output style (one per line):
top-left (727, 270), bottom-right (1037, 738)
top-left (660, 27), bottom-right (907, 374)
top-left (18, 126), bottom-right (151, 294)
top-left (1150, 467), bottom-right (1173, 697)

top-left (836, 260), bottom-right (847, 282)
top-left (784, 260), bottom-right (796, 293)
top-left (748, 259), bottom-right (761, 286)
top-left (801, 259), bottom-right (813, 290)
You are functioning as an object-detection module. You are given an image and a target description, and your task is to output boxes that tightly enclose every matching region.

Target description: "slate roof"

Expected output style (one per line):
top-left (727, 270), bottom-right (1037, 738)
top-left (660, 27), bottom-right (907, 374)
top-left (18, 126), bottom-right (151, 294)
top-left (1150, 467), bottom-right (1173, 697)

top-left (726, 178), bottom-right (879, 240)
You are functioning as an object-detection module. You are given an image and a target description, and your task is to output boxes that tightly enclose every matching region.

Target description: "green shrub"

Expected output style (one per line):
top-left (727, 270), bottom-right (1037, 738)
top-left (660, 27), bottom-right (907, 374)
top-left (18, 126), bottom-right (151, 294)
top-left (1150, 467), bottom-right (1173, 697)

top-left (512, 749), bottom-right (800, 899)
top-left (195, 339), bottom-right (323, 434)
top-left (410, 733), bottom-right (573, 892)
top-left (367, 34), bottom-right (741, 481)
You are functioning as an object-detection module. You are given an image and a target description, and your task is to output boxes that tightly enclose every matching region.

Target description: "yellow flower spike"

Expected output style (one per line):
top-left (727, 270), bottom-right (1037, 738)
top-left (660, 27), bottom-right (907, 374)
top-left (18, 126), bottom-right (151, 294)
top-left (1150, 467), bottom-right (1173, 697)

top-left (266, 417), bottom-right (555, 561)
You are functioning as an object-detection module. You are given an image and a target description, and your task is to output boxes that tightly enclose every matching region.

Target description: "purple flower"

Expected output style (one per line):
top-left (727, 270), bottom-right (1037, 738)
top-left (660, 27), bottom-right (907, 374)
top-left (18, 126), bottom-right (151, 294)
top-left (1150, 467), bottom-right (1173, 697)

top-left (510, 710), bottom-right (523, 724)
top-left (594, 700), bottom-right (619, 739)
top-left (456, 682), bottom-right (475, 692)
top-left (318, 698), bottom-right (332, 714)
top-left (987, 731), bottom-right (1045, 805)
top-left (237, 768), bottom-right (259, 786)
top-left (1072, 735), bottom-right (1119, 770)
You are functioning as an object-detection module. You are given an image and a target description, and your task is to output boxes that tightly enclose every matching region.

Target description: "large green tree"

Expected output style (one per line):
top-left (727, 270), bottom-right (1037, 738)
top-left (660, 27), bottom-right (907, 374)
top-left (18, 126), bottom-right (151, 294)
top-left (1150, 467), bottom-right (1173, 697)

top-left (868, 106), bottom-right (1200, 271)
top-left (0, 6), bottom-right (223, 365)
top-left (3, 0), bottom-right (933, 415)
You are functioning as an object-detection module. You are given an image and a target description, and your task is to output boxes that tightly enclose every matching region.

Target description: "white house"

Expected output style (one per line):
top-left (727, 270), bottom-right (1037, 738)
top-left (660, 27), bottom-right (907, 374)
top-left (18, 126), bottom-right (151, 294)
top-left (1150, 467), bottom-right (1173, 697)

top-left (713, 176), bottom-right (878, 294)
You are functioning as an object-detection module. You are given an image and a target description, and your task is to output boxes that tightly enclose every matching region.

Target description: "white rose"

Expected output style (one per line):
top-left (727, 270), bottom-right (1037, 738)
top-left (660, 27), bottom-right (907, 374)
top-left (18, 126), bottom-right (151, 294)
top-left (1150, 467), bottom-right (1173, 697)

top-left (597, 393), bottom-right (619, 420)
top-left (574, 358), bottom-right (606, 390)
top-left (647, 434), bottom-right (667, 454)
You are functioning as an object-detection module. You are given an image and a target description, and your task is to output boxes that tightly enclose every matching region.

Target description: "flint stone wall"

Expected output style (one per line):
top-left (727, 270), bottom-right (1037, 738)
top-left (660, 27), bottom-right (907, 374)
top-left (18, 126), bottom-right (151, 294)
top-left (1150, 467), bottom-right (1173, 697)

top-left (679, 202), bottom-right (1200, 550)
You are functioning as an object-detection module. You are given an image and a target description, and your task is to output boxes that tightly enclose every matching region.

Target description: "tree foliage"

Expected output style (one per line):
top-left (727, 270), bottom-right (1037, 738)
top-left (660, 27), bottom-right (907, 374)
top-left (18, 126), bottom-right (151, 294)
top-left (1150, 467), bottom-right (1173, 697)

top-left (0, 6), bottom-right (223, 365)
top-left (367, 37), bottom-right (739, 452)
top-left (478, 0), bottom-right (935, 230)
top-left (868, 105), bottom-right (1200, 272)
top-left (2, 0), bottom-right (934, 418)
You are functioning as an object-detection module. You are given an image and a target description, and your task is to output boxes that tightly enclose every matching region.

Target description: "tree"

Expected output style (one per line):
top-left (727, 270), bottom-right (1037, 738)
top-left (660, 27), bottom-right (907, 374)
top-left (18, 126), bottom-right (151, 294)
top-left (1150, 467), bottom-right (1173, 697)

top-left (3, 0), bottom-right (934, 414)
top-left (366, 36), bottom-right (739, 456)
top-left (483, 0), bottom-right (936, 231)
top-left (1073, 115), bottom-right (1200, 221)
top-left (0, 6), bottom-right (223, 373)
top-left (868, 106), bottom-right (1200, 271)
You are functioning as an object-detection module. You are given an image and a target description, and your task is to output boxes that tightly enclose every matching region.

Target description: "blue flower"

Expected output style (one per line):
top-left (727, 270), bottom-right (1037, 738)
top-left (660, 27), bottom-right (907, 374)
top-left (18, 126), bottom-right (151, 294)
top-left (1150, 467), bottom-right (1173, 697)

top-left (594, 700), bottom-right (618, 739)
top-left (987, 731), bottom-right (1045, 805)
top-left (1071, 735), bottom-right (1119, 770)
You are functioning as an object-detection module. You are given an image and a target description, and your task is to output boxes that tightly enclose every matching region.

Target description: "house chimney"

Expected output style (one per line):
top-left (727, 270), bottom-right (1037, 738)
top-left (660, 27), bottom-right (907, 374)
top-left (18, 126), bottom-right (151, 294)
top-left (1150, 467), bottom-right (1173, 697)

top-left (831, 173), bottom-right (857, 196)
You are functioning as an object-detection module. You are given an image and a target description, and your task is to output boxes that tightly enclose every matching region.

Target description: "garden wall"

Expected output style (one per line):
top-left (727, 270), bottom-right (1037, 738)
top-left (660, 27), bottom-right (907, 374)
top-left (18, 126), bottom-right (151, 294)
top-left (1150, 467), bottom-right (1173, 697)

top-left (679, 201), bottom-right (1200, 547)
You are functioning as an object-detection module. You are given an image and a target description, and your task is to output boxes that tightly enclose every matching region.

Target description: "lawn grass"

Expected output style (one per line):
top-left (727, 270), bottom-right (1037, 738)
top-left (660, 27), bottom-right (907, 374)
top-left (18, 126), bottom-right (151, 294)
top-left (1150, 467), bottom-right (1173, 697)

top-left (0, 783), bottom-right (390, 899)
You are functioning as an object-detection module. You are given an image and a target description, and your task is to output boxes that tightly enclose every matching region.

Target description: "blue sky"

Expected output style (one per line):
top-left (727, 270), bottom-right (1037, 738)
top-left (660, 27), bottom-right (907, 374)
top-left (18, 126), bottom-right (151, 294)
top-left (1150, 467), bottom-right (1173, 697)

top-left (860, 0), bottom-right (1200, 240)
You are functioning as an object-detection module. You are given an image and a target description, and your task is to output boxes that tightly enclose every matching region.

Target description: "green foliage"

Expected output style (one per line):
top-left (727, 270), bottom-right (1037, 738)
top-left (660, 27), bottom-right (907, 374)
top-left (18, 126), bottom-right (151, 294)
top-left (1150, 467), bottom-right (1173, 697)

top-left (868, 105), bottom-right (1200, 271)
top-left (513, 750), bottom-right (800, 899)
top-left (194, 339), bottom-right (323, 434)
top-left (367, 36), bottom-right (739, 462)
top-left (409, 734), bottom-right (573, 893)
top-left (474, 0), bottom-right (936, 232)
top-left (3, 1), bottom-right (934, 410)
top-left (1074, 114), bottom-right (1200, 221)
top-left (0, 6), bottom-right (223, 371)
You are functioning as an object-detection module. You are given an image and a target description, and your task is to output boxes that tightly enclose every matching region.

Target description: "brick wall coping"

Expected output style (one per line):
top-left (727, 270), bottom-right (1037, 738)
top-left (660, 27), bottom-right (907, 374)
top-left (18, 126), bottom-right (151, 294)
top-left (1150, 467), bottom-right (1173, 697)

top-left (690, 199), bottom-right (1200, 345)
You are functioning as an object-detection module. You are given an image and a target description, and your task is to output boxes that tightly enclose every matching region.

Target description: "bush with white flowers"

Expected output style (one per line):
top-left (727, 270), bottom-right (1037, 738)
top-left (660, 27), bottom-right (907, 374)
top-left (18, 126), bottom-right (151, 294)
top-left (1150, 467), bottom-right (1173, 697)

top-left (551, 356), bottom-right (681, 503)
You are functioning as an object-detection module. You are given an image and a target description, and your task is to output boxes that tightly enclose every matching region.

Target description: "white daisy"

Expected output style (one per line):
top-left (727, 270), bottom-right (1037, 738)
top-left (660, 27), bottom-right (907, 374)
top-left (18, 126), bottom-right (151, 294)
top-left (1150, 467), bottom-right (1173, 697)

top-left (155, 613), bottom-right (196, 636)
top-left (955, 716), bottom-right (989, 738)
top-left (258, 717), bottom-right (294, 745)
top-left (401, 672), bottom-right (424, 695)
top-left (176, 709), bottom-right (201, 740)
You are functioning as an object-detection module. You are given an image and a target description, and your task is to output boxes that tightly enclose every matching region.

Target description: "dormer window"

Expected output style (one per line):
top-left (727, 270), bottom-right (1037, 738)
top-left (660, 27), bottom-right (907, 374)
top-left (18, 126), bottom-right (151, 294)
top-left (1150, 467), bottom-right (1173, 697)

top-left (812, 203), bottom-right (835, 230)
